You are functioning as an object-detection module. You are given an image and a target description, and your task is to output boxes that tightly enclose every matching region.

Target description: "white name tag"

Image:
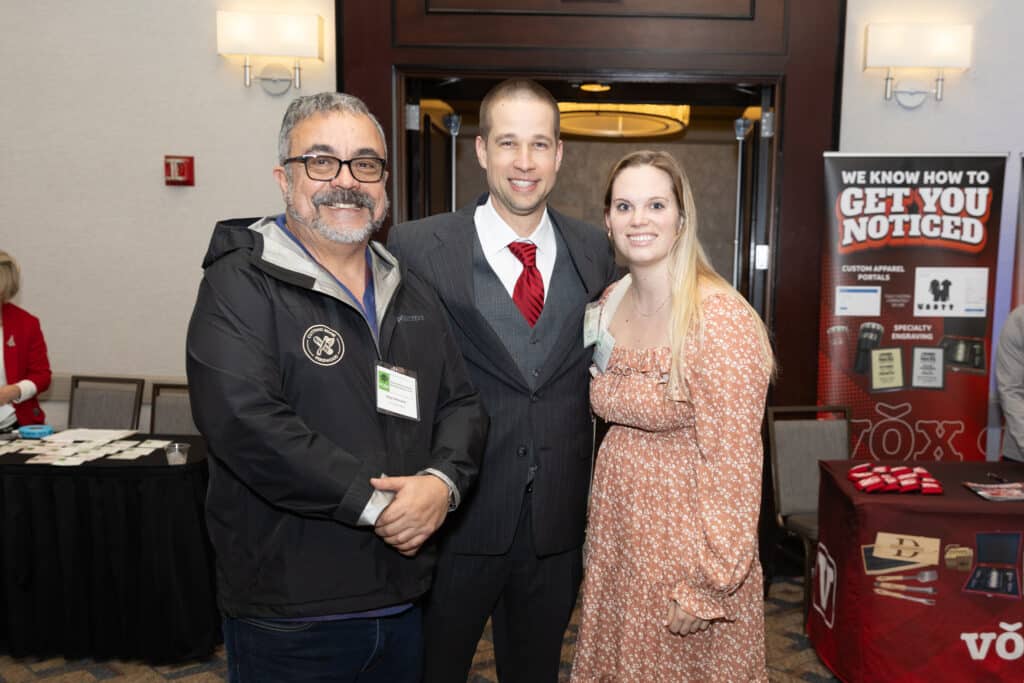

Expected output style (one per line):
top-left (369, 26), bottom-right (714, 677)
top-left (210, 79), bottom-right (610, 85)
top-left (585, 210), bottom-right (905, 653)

top-left (592, 329), bottom-right (615, 374)
top-left (583, 302), bottom-right (602, 348)
top-left (376, 363), bottom-right (419, 421)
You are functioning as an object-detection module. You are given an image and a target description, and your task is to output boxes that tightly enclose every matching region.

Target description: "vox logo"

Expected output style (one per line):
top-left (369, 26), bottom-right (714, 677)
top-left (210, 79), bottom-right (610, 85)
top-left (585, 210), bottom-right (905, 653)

top-left (813, 543), bottom-right (837, 628)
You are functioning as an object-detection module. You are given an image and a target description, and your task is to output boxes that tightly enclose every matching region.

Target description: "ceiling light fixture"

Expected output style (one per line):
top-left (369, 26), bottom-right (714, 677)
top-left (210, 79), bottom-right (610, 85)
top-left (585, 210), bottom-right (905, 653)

top-left (557, 103), bottom-right (689, 138)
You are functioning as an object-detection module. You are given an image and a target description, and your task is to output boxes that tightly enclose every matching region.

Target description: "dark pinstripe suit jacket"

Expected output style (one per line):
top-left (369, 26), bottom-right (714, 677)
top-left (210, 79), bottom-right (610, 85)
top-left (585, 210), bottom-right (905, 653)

top-left (388, 197), bottom-right (617, 556)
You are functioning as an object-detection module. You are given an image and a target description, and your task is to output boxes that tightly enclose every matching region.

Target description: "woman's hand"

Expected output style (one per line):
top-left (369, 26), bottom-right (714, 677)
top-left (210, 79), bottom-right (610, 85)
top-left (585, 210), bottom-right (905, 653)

top-left (0, 384), bottom-right (20, 406)
top-left (665, 600), bottom-right (710, 636)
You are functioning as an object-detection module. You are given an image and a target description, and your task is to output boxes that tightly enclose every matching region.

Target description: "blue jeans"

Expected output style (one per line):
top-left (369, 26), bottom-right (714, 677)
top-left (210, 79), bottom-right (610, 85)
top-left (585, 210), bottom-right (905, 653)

top-left (222, 606), bottom-right (423, 683)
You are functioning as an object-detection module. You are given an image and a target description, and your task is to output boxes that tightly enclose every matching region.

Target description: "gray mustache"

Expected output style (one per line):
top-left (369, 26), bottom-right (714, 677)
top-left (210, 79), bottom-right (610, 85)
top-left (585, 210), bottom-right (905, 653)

top-left (313, 188), bottom-right (375, 210)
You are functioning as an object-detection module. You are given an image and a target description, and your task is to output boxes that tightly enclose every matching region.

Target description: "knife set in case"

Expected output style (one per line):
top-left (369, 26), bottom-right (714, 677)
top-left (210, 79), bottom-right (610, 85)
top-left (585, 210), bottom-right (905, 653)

top-left (962, 532), bottom-right (1021, 599)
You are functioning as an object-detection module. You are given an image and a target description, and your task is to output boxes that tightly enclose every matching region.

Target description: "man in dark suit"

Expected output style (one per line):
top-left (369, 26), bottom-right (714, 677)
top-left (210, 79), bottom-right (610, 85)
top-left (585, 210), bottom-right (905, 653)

top-left (388, 79), bottom-right (617, 682)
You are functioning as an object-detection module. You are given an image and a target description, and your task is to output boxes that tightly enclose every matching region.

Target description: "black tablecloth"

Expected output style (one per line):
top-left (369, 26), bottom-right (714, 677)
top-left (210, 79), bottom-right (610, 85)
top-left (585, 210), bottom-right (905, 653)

top-left (0, 435), bottom-right (220, 663)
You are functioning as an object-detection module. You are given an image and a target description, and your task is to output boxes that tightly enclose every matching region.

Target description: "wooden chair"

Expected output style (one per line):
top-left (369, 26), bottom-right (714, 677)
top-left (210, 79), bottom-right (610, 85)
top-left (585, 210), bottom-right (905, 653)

top-left (67, 375), bottom-right (145, 430)
top-left (149, 383), bottom-right (199, 435)
top-left (766, 405), bottom-right (851, 623)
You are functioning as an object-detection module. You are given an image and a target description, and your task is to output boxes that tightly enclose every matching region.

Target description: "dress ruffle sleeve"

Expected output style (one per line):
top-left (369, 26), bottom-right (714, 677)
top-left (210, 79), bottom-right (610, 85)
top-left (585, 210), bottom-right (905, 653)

top-left (670, 294), bottom-right (771, 620)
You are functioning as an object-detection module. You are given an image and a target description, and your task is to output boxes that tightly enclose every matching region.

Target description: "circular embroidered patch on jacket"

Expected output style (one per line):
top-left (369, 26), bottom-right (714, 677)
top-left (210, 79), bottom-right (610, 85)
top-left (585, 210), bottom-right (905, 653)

top-left (302, 324), bottom-right (345, 366)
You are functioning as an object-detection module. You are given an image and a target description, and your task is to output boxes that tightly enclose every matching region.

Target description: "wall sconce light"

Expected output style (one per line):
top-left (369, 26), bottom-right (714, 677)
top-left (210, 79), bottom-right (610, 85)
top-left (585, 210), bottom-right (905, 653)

top-left (216, 11), bottom-right (323, 94)
top-left (865, 23), bottom-right (972, 109)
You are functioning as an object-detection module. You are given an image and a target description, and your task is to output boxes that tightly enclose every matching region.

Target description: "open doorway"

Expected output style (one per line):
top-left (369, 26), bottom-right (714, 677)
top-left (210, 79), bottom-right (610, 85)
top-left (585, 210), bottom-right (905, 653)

top-left (394, 72), bottom-right (778, 314)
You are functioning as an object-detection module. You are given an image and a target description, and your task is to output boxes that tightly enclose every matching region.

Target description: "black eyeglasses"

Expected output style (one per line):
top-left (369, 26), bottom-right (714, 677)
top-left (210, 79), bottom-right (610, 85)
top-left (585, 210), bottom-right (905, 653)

top-left (283, 154), bottom-right (387, 183)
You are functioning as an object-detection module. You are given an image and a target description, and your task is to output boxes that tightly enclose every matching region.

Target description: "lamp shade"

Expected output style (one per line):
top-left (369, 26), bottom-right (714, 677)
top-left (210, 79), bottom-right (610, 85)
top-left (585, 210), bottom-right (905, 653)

top-left (865, 24), bottom-right (972, 70)
top-left (216, 11), bottom-right (323, 59)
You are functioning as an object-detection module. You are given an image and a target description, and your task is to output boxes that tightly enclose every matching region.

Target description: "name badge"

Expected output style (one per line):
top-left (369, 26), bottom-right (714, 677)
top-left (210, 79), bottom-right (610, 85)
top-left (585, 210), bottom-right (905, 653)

top-left (583, 302), bottom-right (602, 348)
top-left (592, 329), bottom-right (615, 374)
top-left (376, 363), bottom-right (420, 421)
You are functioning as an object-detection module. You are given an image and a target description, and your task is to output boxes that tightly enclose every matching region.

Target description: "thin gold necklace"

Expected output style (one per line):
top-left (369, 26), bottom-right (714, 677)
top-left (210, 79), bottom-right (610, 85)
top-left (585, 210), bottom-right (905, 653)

top-left (632, 287), bottom-right (670, 318)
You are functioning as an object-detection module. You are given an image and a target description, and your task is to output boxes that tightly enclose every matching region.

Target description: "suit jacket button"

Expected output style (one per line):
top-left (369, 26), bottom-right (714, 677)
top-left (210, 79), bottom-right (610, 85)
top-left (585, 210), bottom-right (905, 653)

top-left (517, 446), bottom-right (527, 457)
top-left (530, 394), bottom-right (538, 403)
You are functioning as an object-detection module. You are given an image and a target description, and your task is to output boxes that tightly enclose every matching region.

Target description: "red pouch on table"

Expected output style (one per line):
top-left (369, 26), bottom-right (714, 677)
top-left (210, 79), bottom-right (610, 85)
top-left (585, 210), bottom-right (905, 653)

top-left (848, 463), bottom-right (874, 481)
top-left (880, 474), bottom-right (900, 491)
top-left (872, 465), bottom-right (891, 474)
top-left (855, 475), bottom-right (886, 492)
top-left (898, 476), bottom-right (921, 493)
top-left (921, 479), bottom-right (944, 495)
top-left (889, 465), bottom-right (912, 476)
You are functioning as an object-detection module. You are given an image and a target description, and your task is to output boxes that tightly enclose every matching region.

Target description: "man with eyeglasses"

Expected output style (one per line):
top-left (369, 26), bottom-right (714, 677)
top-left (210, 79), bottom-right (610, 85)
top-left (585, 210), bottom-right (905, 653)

top-left (186, 91), bottom-right (486, 682)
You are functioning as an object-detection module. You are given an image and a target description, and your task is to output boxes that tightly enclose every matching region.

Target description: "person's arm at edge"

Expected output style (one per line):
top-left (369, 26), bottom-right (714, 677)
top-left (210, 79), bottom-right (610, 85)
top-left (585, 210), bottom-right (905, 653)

top-left (996, 307), bottom-right (1024, 455)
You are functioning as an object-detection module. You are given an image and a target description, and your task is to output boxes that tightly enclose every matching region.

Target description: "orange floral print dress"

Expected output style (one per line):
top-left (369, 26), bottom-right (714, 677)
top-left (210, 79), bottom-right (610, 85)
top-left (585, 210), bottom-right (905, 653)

top-left (571, 291), bottom-right (771, 682)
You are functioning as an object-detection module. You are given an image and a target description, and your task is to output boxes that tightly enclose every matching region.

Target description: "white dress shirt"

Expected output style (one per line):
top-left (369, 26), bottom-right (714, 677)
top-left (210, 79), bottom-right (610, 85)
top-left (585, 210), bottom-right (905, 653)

top-left (474, 197), bottom-right (556, 302)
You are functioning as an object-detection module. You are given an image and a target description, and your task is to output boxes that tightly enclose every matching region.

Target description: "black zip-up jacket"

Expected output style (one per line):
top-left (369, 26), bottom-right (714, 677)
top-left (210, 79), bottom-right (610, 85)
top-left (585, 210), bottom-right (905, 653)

top-left (186, 217), bottom-right (486, 617)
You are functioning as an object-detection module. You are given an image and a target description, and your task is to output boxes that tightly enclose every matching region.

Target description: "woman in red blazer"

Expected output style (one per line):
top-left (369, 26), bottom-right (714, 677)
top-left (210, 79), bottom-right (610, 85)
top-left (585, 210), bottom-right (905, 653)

top-left (0, 251), bottom-right (51, 429)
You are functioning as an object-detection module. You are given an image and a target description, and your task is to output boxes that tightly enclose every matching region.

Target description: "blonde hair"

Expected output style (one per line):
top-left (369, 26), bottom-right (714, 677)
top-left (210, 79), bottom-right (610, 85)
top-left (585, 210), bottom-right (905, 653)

top-left (0, 250), bottom-right (20, 303)
top-left (603, 151), bottom-right (775, 397)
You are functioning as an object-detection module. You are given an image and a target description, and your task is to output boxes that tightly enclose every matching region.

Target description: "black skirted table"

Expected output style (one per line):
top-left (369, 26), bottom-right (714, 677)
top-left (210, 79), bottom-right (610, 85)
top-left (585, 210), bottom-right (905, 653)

top-left (0, 434), bottom-right (220, 663)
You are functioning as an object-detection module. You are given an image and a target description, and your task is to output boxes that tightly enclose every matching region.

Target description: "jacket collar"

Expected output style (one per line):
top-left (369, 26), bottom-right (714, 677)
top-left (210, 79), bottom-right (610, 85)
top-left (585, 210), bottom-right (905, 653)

top-left (248, 217), bottom-right (402, 316)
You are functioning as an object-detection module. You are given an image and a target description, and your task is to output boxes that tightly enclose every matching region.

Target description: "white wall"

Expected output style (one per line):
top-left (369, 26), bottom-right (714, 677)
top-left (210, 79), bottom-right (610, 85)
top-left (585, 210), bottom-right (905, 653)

top-left (841, 0), bottom-right (1022, 457)
top-left (841, 0), bottom-right (1022, 301)
top-left (0, 0), bottom-right (335, 379)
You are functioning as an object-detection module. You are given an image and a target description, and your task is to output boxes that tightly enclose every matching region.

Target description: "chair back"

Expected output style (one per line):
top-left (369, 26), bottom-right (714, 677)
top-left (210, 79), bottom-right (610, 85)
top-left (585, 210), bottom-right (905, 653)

top-left (150, 383), bottom-right (199, 435)
top-left (767, 405), bottom-right (851, 523)
top-left (68, 375), bottom-right (145, 430)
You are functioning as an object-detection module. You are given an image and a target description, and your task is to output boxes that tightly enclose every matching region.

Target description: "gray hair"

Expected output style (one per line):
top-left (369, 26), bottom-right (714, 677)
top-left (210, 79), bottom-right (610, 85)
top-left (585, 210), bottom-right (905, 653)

top-left (277, 92), bottom-right (388, 164)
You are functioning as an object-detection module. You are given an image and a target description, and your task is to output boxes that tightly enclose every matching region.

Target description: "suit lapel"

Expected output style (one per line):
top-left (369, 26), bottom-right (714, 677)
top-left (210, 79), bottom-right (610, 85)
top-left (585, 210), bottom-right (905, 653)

top-left (535, 212), bottom-right (607, 388)
top-left (423, 210), bottom-right (530, 391)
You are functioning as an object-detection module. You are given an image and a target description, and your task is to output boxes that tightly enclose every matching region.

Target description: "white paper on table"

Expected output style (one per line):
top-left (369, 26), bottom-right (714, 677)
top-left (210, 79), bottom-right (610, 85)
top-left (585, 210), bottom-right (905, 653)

top-left (78, 451), bottom-right (108, 462)
top-left (107, 448), bottom-right (152, 460)
top-left (20, 445), bottom-right (55, 454)
top-left (51, 457), bottom-right (88, 466)
top-left (25, 454), bottom-right (63, 464)
top-left (138, 439), bottom-right (172, 448)
top-left (44, 429), bottom-right (137, 443)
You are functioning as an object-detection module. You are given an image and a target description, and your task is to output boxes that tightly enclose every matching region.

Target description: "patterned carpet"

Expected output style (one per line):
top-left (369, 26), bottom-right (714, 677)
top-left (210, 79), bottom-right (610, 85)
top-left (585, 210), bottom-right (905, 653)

top-left (0, 577), bottom-right (836, 682)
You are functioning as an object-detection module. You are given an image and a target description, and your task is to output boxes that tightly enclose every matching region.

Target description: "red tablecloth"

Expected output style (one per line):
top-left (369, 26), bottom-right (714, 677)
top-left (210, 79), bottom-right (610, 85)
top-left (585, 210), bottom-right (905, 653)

top-left (807, 460), bottom-right (1024, 682)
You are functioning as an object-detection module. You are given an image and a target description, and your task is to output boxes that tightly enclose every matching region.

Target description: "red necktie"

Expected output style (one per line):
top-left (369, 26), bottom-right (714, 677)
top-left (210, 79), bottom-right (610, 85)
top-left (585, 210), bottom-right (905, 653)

top-left (508, 241), bottom-right (544, 327)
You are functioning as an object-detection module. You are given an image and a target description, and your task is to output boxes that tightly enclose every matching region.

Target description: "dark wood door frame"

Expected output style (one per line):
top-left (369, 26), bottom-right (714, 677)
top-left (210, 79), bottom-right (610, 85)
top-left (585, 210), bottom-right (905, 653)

top-left (394, 67), bottom-right (780, 322)
top-left (336, 0), bottom-right (846, 407)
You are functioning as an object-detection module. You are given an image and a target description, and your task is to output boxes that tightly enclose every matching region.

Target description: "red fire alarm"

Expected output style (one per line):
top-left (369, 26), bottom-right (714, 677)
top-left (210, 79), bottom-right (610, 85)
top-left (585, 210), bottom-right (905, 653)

top-left (164, 155), bottom-right (195, 186)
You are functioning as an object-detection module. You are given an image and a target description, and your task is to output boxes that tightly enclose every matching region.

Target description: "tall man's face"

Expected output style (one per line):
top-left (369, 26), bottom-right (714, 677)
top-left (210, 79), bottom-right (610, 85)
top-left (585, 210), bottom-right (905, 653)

top-left (475, 94), bottom-right (563, 232)
top-left (274, 111), bottom-right (389, 245)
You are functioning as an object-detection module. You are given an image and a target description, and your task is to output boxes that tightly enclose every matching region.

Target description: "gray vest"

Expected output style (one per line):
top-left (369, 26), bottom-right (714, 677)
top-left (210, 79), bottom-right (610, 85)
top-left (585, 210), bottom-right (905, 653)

top-left (472, 227), bottom-right (586, 390)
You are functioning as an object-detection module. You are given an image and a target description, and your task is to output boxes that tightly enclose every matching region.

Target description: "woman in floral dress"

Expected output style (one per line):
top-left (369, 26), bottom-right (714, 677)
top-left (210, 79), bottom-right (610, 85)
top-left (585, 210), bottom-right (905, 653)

top-left (571, 151), bottom-right (774, 682)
